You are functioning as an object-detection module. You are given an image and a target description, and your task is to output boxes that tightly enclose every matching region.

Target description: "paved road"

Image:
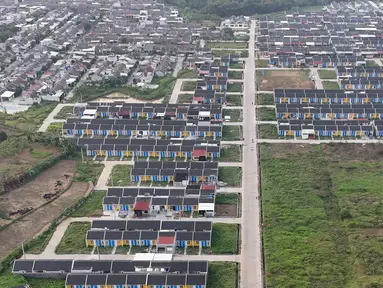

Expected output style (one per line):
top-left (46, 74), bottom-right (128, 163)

top-left (223, 106), bottom-right (242, 110)
top-left (218, 162), bottom-right (243, 167)
top-left (241, 20), bottom-right (263, 288)
top-left (309, 67), bottom-right (324, 89)
top-left (257, 120), bottom-right (277, 125)
top-left (223, 122), bottom-right (243, 126)
top-left (257, 139), bottom-right (383, 144)
top-left (37, 103), bottom-right (75, 132)
top-left (172, 56), bottom-right (184, 77)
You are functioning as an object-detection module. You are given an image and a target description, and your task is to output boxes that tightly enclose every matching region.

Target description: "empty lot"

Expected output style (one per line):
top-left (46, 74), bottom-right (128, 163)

top-left (257, 70), bottom-right (314, 90)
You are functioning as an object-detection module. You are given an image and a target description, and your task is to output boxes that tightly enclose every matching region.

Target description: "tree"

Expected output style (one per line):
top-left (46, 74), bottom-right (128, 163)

top-left (0, 131), bottom-right (7, 142)
top-left (222, 28), bottom-right (234, 40)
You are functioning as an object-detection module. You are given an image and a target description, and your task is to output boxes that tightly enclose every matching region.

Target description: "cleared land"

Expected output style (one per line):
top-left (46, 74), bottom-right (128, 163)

top-left (226, 94), bottom-right (242, 106)
top-left (318, 69), bottom-right (337, 79)
top-left (177, 94), bottom-right (194, 103)
top-left (257, 93), bottom-right (274, 105)
top-left (223, 109), bottom-right (241, 122)
top-left (218, 167), bottom-right (242, 187)
top-left (257, 70), bottom-right (314, 90)
top-left (107, 165), bottom-right (132, 186)
top-left (215, 193), bottom-right (239, 218)
top-left (181, 81), bottom-right (197, 91)
top-left (220, 145), bottom-right (241, 162)
top-left (258, 124), bottom-right (278, 139)
top-left (212, 50), bottom-right (236, 57)
top-left (228, 71), bottom-right (243, 79)
top-left (323, 81), bottom-right (340, 89)
top-left (257, 108), bottom-right (276, 121)
top-left (366, 60), bottom-right (380, 67)
top-left (227, 83), bottom-right (242, 93)
top-left (55, 222), bottom-right (92, 254)
top-left (207, 262), bottom-right (238, 288)
top-left (261, 144), bottom-right (383, 287)
top-left (206, 42), bottom-right (248, 49)
top-left (222, 126), bottom-right (242, 141)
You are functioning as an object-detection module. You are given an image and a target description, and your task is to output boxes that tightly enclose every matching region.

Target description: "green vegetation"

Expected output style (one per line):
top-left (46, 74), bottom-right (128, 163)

top-left (0, 135), bottom-right (30, 158)
top-left (258, 124), bottom-right (278, 139)
top-left (54, 106), bottom-right (74, 119)
top-left (55, 222), bottom-right (92, 254)
top-left (230, 62), bottom-right (244, 69)
top-left (0, 274), bottom-right (64, 288)
top-left (177, 94), bottom-right (194, 103)
top-left (226, 94), bottom-right (242, 106)
top-left (207, 262), bottom-right (237, 288)
top-left (218, 167), bottom-right (242, 187)
top-left (257, 107), bottom-right (276, 121)
top-left (0, 103), bottom-right (56, 132)
top-left (257, 93), bottom-right (274, 105)
top-left (256, 59), bottom-right (269, 68)
top-left (220, 145), bottom-right (241, 162)
top-left (212, 50), bottom-right (236, 57)
top-left (318, 69), bottom-right (337, 79)
top-left (227, 83), bottom-right (242, 93)
top-left (74, 161), bottom-right (104, 184)
top-left (206, 41), bottom-right (248, 49)
top-left (108, 165), bottom-right (132, 186)
top-left (73, 76), bottom-right (175, 103)
top-left (181, 81), bottom-right (197, 91)
top-left (46, 122), bottom-right (63, 134)
top-left (261, 144), bottom-right (383, 287)
top-left (228, 71), bottom-right (243, 79)
top-left (215, 193), bottom-right (239, 205)
top-left (366, 60), bottom-right (380, 67)
top-left (178, 69), bottom-right (198, 78)
top-left (0, 24), bottom-right (20, 43)
top-left (223, 109), bottom-right (241, 122)
top-left (222, 126), bottom-right (242, 141)
top-left (211, 224), bottom-right (238, 254)
top-left (323, 81), bottom-right (340, 89)
top-left (70, 191), bottom-right (106, 217)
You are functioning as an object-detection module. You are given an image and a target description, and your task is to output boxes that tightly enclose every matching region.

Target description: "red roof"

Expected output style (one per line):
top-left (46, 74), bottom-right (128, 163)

top-left (157, 236), bottom-right (175, 245)
top-left (134, 201), bottom-right (150, 211)
top-left (201, 184), bottom-right (216, 191)
top-left (192, 149), bottom-right (207, 157)
top-left (193, 97), bottom-right (204, 102)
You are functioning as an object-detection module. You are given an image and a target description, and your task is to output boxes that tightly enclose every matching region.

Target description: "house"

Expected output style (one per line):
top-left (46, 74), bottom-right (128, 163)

top-left (221, 16), bottom-right (250, 30)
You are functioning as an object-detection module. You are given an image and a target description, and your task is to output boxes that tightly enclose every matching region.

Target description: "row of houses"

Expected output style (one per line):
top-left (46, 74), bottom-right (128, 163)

top-left (274, 89), bottom-right (383, 104)
top-left (268, 55), bottom-right (365, 68)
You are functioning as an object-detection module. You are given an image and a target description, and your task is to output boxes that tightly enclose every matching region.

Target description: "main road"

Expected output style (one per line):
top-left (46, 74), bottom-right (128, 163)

top-left (241, 20), bottom-right (263, 287)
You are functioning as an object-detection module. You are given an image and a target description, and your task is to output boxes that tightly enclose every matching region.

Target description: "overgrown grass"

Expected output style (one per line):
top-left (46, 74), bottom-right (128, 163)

top-left (230, 62), bottom-right (244, 69)
top-left (226, 94), bottom-right (242, 106)
top-left (0, 135), bottom-right (29, 158)
top-left (218, 167), bottom-right (242, 187)
top-left (215, 193), bottom-right (239, 205)
top-left (223, 109), bottom-right (241, 122)
top-left (177, 94), bottom-right (194, 103)
top-left (257, 93), bottom-right (274, 105)
top-left (258, 124), bottom-right (278, 139)
top-left (0, 103), bottom-right (56, 132)
top-left (227, 83), bottom-right (242, 93)
top-left (107, 165), bottom-right (132, 186)
top-left (323, 81), bottom-right (340, 89)
top-left (257, 108), bottom-right (276, 121)
top-left (0, 274), bottom-right (64, 288)
top-left (70, 191), bottom-right (106, 217)
top-left (256, 59), bottom-right (269, 67)
top-left (178, 69), bottom-right (198, 78)
top-left (228, 71), bottom-right (243, 79)
top-left (181, 81), bottom-right (197, 91)
top-left (220, 145), bottom-right (241, 162)
top-left (211, 224), bottom-right (238, 254)
top-left (222, 126), bottom-right (242, 141)
top-left (46, 122), bottom-right (63, 134)
top-left (366, 60), bottom-right (380, 67)
top-left (55, 222), bottom-right (92, 254)
top-left (318, 69), bottom-right (337, 79)
top-left (54, 106), bottom-right (74, 119)
top-left (207, 262), bottom-right (237, 288)
top-left (207, 42), bottom-right (248, 49)
top-left (212, 50), bottom-right (236, 57)
top-left (74, 161), bottom-right (105, 184)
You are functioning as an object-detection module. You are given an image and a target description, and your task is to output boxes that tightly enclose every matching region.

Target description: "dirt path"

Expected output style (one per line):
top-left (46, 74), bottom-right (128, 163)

top-left (0, 181), bottom-right (89, 261)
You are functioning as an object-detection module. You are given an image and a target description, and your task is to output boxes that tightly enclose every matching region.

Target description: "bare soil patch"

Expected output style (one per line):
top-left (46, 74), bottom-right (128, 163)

top-left (0, 160), bottom-right (76, 218)
top-left (0, 180), bottom-right (89, 261)
top-left (354, 228), bottom-right (383, 237)
top-left (322, 144), bottom-right (383, 163)
top-left (259, 70), bottom-right (314, 90)
top-left (215, 204), bottom-right (237, 217)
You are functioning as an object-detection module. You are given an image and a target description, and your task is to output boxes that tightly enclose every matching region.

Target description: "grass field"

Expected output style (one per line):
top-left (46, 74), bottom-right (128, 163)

top-left (107, 165), bottom-right (132, 186)
top-left (74, 162), bottom-right (104, 184)
top-left (210, 224), bottom-right (239, 254)
top-left (257, 108), bottom-right (276, 121)
top-left (230, 62), bottom-right (244, 69)
top-left (318, 69), bottom-right (337, 79)
top-left (207, 262), bottom-right (238, 288)
top-left (222, 126), bottom-right (242, 141)
top-left (215, 193), bottom-right (239, 205)
top-left (55, 222), bottom-right (92, 254)
top-left (178, 69), bottom-right (198, 78)
top-left (181, 81), bottom-right (197, 91)
top-left (218, 167), bottom-right (242, 187)
top-left (46, 122), bottom-right (63, 134)
top-left (366, 60), bottom-right (380, 67)
top-left (261, 144), bottom-right (383, 287)
top-left (177, 94), bottom-right (194, 103)
top-left (322, 81), bottom-right (340, 89)
top-left (227, 83), bottom-right (242, 93)
top-left (54, 106), bottom-right (74, 119)
top-left (228, 71), bottom-right (243, 79)
top-left (223, 109), bottom-right (241, 122)
top-left (212, 50), bottom-right (236, 57)
top-left (258, 124), bottom-right (278, 139)
top-left (207, 42), bottom-right (248, 49)
top-left (256, 59), bottom-right (269, 68)
top-left (70, 191), bottom-right (106, 217)
top-left (257, 93), bottom-right (274, 105)
top-left (226, 94), bottom-right (242, 106)
top-left (0, 274), bottom-right (64, 288)
top-left (220, 145), bottom-right (241, 162)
